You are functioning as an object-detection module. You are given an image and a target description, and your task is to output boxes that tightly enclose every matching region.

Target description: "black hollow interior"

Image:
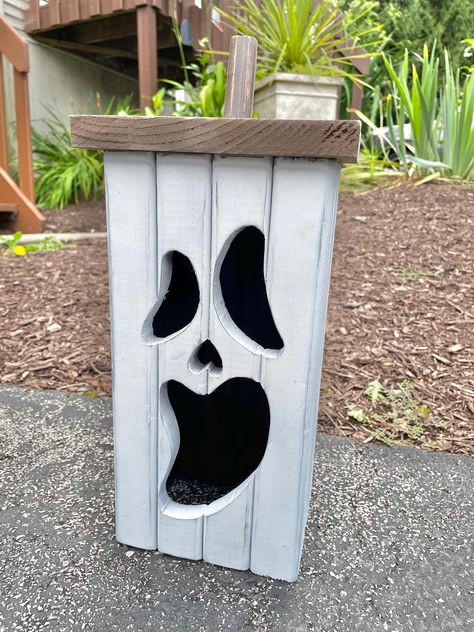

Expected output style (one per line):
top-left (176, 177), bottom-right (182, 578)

top-left (153, 251), bottom-right (199, 338)
top-left (219, 227), bottom-right (284, 351)
top-left (166, 378), bottom-right (270, 505)
top-left (196, 339), bottom-right (223, 369)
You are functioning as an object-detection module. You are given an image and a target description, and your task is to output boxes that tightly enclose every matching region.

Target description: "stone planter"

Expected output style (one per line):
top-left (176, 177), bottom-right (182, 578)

top-left (254, 73), bottom-right (343, 120)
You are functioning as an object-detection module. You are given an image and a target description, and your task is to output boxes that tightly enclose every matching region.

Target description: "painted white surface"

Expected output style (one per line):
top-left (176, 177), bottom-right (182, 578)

top-left (203, 156), bottom-right (273, 570)
top-left (153, 153), bottom-right (213, 560)
top-left (251, 159), bottom-right (340, 581)
top-left (28, 41), bottom-right (138, 133)
top-left (1, 12), bottom-right (137, 141)
top-left (104, 151), bottom-right (341, 581)
top-left (1, 0), bottom-right (28, 31)
top-left (104, 151), bottom-right (158, 550)
top-left (254, 73), bottom-right (343, 120)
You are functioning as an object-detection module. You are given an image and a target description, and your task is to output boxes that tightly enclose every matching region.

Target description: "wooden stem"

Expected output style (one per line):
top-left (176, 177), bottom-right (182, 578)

top-left (223, 36), bottom-right (258, 118)
top-left (137, 5), bottom-right (158, 110)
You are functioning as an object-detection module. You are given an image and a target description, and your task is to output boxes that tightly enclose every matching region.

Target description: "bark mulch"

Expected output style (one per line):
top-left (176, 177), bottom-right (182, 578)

top-left (0, 182), bottom-right (472, 454)
top-left (43, 199), bottom-right (106, 234)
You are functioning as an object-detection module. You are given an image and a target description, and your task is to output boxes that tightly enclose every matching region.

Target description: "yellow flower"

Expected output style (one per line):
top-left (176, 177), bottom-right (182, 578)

top-left (13, 245), bottom-right (26, 256)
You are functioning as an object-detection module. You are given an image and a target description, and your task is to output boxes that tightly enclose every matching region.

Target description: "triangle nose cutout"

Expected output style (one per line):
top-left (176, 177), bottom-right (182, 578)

top-left (188, 340), bottom-right (223, 377)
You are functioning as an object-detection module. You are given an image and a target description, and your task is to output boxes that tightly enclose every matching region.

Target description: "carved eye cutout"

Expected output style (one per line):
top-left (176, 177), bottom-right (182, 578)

top-left (142, 251), bottom-right (199, 343)
top-left (215, 227), bottom-right (284, 357)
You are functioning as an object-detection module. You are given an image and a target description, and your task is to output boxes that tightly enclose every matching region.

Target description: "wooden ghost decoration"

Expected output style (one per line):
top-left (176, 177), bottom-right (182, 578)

top-left (71, 37), bottom-right (360, 582)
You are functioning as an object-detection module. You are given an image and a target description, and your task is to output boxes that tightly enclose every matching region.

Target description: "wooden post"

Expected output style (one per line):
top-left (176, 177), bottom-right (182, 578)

top-left (224, 36), bottom-right (258, 118)
top-left (350, 84), bottom-right (364, 119)
top-left (137, 5), bottom-right (158, 110)
top-left (49, 0), bottom-right (62, 27)
top-left (13, 68), bottom-right (35, 202)
top-left (0, 55), bottom-right (8, 170)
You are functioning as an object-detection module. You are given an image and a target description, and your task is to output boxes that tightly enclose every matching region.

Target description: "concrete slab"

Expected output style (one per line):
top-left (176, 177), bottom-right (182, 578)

top-left (0, 386), bottom-right (472, 631)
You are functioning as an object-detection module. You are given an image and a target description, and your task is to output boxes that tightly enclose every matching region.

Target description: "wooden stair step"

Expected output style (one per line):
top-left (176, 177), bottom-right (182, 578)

top-left (0, 203), bottom-right (19, 214)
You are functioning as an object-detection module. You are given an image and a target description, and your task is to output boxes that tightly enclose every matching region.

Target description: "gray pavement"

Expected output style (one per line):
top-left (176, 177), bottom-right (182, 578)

top-left (0, 385), bottom-right (473, 632)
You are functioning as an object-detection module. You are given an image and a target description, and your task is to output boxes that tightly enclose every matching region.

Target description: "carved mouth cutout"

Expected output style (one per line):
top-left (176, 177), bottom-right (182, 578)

top-left (165, 378), bottom-right (270, 505)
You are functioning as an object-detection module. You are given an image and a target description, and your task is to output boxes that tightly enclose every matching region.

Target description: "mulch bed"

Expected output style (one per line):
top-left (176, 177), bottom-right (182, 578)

top-left (1, 182), bottom-right (473, 454)
top-left (43, 199), bottom-right (106, 234)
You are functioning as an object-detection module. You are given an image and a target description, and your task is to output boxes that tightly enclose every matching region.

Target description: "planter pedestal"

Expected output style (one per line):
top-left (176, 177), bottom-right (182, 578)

top-left (254, 73), bottom-right (343, 120)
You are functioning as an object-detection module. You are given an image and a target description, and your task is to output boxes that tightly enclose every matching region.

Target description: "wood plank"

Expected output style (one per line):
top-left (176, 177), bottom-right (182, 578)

top-left (71, 0), bottom-right (81, 22)
top-left (70, 116), bottom-right (361, 163)
top-left (101, 0), bottom-right (113, 15)
top-left (89, 0), bottom-right (101, 16)
top-left (111, 0), bottom-right (123, 12)
top-left (48, 0), bottom-right (61, 26)
top-left (250, 158), bottom-right (340, 581)
top-left (153, 153), bottom-right (213, 561)
top-left (103, 151), bottom-right (159, 550)
top-left (0, 202), bottom-right (19, 213)
top-left (24, 0), bottom-right (40, 31)
top-left (35, 36), bottom-right (138, 59)
top-left (79, 0), bottom-right (92, 20)
top-left (188, 5), bottom-right (201, 49)
top-left (67, 12), bottom-right (137, 43)
top-left (13, 69), bottom-right (35, 202)
top-left (202, 155), bottom-right (272, 570)
top-left (0, 14), bottom-right (29, 71)
top-left (0, 168), bottom-right (44, 233)
top-left (0, 57), bottom-right (8, 171)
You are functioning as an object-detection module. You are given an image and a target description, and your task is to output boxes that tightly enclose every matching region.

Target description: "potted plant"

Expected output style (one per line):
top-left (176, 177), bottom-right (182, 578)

top-left (219, 0), bottom-right (378, 120)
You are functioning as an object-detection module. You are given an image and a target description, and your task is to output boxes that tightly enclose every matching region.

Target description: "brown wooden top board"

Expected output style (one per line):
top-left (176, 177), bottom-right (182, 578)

top-left (70, 116), bottom-right (360, 163)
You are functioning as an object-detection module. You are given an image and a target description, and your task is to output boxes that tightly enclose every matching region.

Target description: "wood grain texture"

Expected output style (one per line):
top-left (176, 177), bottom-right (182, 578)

top-left (223, 36), bottom-right (258, 118)
top-left (137, 5), bottom-right (158, 110)
top-left (70, 116), bottom-right (360, 163)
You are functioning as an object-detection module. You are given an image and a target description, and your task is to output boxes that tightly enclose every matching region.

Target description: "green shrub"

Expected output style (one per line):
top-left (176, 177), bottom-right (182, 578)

top-left (341, 0), bottom-right (474, 69)
top-left (218, 0), bottom-right (381, 80)
top-left (353, 44), bottom-right (474, 181)
top-left (160, 52), bottom-right (227, 118)
top-left (33, 110), bottom-right (103, 209)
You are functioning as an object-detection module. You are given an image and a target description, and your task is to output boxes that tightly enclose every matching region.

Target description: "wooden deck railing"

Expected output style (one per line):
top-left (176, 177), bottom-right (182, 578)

top-left (26, 0), bottom-right (190, 32)
top-left (0, 16), bottom-right (44, 232)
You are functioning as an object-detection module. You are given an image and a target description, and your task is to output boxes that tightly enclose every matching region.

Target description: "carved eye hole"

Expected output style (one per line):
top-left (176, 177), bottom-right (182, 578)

top-left (215, 226), bottom-right (284, 357)
top-left (143, 251), bottom-right (199, 343)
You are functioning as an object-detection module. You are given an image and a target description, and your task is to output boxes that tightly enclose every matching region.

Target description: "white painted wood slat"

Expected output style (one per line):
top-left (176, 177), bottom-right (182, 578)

top-left (250, 158), bottom-right (340, 581)
top-left (154, 153), bottom-right (212, 560)
top-left (203, 156), bottom-right (273, 570)
top-left (104, 151), bottom-right (158, 550)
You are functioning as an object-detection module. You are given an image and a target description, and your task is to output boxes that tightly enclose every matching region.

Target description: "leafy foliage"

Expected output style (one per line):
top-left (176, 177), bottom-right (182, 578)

top-left (32, 94), bottom-right (135, 209)
top-left (162, 52), bottom-right (227, 118)
top-left (352, 44), bottom-right (474, 180)
top-left (347, 379), bottom-right (448, 446)
top-left (341, 0), bottom-right (474, 118)
top-left (341, 0), bottom-right (474, 68)
top-left (218, 0), bottom-right (381, 80)
top-left (33, 109), bottom-right (103, 209)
